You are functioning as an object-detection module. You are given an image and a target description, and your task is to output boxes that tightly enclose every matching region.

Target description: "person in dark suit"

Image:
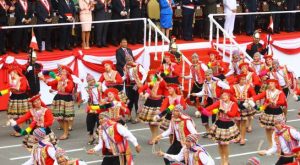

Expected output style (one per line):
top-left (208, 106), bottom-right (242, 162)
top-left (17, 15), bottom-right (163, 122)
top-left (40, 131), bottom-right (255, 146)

top-left (58, 0), bottom-right (75, 51)
top-left (129, 0), bottom-right (145, 44)
top-left (284, 0), bottom-right (299, 32)
top-left (269, 0), bottom-right (285, 33)
top-left (116, 38), bottom-right (134, 76)
top-left (94, 0), bottom-right (110, 47)
top-left (0, 0), bottom-right (13, 55)
top-left (246, 31), bottom-right (268, 58)
top-left (34, 0), bottom-right (54, 52)
top-left (203, 0), bottom-right (218, 39)
top-left (243, 0), bottom-right (257, 35)
top-left (111, 0), bottom-right (129, 46)
top-left (182, 0), bottom-right (195, 41)
top-left (12, 0), bottom-right (33, 54)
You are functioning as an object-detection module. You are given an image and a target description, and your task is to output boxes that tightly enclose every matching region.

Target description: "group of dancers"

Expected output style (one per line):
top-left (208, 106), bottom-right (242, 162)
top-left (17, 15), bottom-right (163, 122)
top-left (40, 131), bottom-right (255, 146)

top-left (3, 33), bottom-right (300, 165)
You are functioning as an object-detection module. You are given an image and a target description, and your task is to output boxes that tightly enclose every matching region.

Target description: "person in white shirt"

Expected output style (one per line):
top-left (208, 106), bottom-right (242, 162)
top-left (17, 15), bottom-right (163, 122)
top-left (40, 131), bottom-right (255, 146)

top-left (224, 51), bottom-right (245, 77)
top-left (123, 55), bottom-right (147, 124)
top-left (183, 53), bottom-right (208, 117)
top-left (87, 114), bottom-right (141, 165)
top-left (157, 134), bottom-right (215, 165)
top-left (223, 0), bottom-right (237, 37)
top-left (191, 69), bottom-right (230, 138)
top-left (153, 105), bottom-right (197, 165)
top-left (22, 128), bottom-right (58, 165)
top-left (258, 115), bottom-right (300, 165)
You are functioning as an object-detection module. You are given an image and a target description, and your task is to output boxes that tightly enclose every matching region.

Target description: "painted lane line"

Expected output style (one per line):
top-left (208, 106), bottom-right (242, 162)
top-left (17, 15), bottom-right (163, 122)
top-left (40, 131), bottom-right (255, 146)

top-left (0, 144), bottom-right (22, 149)
top-left (130, 128), bottom-right (150, 132)
top-left (9, 148), bottom-right (85, 160)
top-left (287, 119), bottom-right (300, 123)
top-left (86, 160), bottom-right (103, 164)
top-left (215, 151), bottom-right (258, 159)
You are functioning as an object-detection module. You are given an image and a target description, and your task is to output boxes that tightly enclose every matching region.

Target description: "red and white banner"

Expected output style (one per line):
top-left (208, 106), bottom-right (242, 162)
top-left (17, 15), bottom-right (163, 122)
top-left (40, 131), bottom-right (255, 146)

top-left (0, 47), bottom-right (150, 105)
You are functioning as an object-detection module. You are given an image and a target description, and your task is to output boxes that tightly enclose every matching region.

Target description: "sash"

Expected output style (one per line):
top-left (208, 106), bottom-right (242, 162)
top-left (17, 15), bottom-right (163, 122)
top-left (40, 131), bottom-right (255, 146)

top-left (20, 0), bottom-right (28, 15)
top-left (40, 0), bottom-right (50, 16)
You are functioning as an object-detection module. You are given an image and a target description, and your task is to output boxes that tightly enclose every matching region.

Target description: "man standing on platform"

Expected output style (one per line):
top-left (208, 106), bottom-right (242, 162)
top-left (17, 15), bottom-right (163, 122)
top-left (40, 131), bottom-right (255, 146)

top-left (285, 0), bottom-right (299, 32)
top-left (182, 0), bottom-right (195, 41)
top-left (94, 0), bottom-right (110, 47)
top-left (269, 0), bottom-right (285, 33)
top-left (35, 0), bottom-right (54, 52)
top-left (203, 0), bottom-right (218, 40)
top-left (223, 0), bottom-right (236, 37)
top-left (246, 30), bottom-right (268, 58)
top-left (58, 0), bottom-right (75, 51)
top-left (12, 0), bottom-right (33, 54)
top-left (111, 0), bottom-right (129, 46)
top-left (130, 0), bottom-right (145, 44)
top-left (116, 38), bottom-right (134, 76)
top-left (243, 0), bottom-right (257, 35)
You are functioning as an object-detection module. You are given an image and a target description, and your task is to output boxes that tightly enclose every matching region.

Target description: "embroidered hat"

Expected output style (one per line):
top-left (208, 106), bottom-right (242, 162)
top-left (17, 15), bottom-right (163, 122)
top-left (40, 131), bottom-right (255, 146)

top-left (102, 60), bottom-right (115, 69)
top-left (247, 156), bottom-right (261, 165)
top-left (239, 62), bottom-right (249, 69)
top-left (33, 128), bottom-right (47, 141)
top-left (29, 94), bottom-right (41, 102)
top-left (86, 73), bottom-right (95, 82)
top-left (186, 134), bottom-right (199, 143)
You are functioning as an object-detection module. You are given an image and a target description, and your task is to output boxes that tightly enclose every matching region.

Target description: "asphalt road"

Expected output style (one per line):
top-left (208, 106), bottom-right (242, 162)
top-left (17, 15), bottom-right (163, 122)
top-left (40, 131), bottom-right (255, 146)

top-left (0, 97), bottom-right (299, 165)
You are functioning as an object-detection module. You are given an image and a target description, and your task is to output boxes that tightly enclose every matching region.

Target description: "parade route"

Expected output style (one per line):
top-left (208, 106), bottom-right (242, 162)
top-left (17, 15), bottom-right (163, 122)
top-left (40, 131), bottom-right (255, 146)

top-left (0, 99), bottom-right (299, 165)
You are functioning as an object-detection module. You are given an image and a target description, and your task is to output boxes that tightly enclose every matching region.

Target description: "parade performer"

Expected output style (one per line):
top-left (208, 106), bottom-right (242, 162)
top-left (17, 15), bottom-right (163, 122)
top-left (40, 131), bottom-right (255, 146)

top-left (225, 51), bottom-right (245, 77)
top-left (56, 148), bottom-right (87, 165)
top-left (102, 88), bottom-right (129, 125)
top-left (159, 53), bottom-right (181, 85)
top-left (123, 55), bottom-right (147, 124)
top-left (269, 59), bottom-right (294, 97)
top-left (258, 115), bottom-right (300, 165)
top-left (239, 62), bottom-right (261, 92)
top-left (207, 50), bottom-right (227, 80)
top-left (191, 69), bottom-right (230, 138)
top-left (230, 74), bottom-right (256, 145)
top-left (198, 90), bottom-right (240, 165)
top-left (42, 65), bottom-right (75, 140)
top-left (250, 52), bottom-right (266, 78)
top-left (168, 40), bottom-right (182, 64)
top-left (87, 114), bottom-right (141, 165)
top-left (250, 79), bottom-right (287, 147)
top-left (138, 70), bottom-right (167, 144)
top-left (156, 134), bottom-right (215, 165)
top-left (264, 54), bottom-right (273, 71)
top-left (292, 77), bottom-right (300, 116)
top-left (153, 105), bottom-right (197, 165)
top-left (99, 60), bottom-right (127, 103)
top-left (85, 73), bottom-right (102, 145)
top-left (183, 53), bottom-right (208, 117)
top-left (7, 66), bottom-right (31, 137)
top-left (158, 83), bottom-right (187, 131)
top-left (7, 94), bottom-right (57, 150)
top-left (22, 128), bottom-right (58, 165)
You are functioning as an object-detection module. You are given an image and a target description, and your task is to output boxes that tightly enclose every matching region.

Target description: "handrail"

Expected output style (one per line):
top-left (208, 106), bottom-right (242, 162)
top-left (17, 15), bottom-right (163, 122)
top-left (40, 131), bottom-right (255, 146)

top-left (147, 19), bottom-right (193, 93)
top-left (208, 14), bottom-right (252, 62)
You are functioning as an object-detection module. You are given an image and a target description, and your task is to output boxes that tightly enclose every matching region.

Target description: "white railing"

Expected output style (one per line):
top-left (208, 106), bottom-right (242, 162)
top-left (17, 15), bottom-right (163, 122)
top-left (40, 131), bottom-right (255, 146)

top-left (147, 19), bottom-right (193, 94)
top-left (209, 10), bottom-right (300, 62)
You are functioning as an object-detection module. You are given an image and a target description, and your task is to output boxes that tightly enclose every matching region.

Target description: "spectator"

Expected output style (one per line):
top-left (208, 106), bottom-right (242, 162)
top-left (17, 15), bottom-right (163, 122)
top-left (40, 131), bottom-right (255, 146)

top-left (58, 0), bottom-right (76, 51)
top-left (35, 0), bottom-right (54, 52)
top-left (130, 0), bottom-right (146, 44)
top-left (111, 0), bottom-right (129, 46)
top-left (116, 38), bottom-right (134, 76)
top-left (12, 0), bottom-right (33, 54)
top-left (182, 0), bottom-right (195, 41)
top-left (79, 0), bottom-right (95, 49)
top-left (94, 0), bottom-right (110, 47)
top-left (243, 0), bottom-right (257, 35)
top-left (0, 0), bottom-right (14, 55)
top-left (159, 0), bottom-right (174, 39)
top-left (246, 30), bottom-right (267, 58)
top-left (203, 0), bottom-right (218, 40)
top-left (223, 0), bottom-right (236, 37)
top-left (269, 0), bottom-right (285, 33)
top-left (285, 0), bottom-right (299, 32)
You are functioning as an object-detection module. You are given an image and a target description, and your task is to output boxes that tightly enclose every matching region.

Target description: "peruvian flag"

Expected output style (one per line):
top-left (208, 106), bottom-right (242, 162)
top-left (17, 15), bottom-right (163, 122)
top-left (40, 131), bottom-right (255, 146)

top-left (29, 29), bottom-right (38, 50)
top-left (268, 16), bottom-right (274, 32)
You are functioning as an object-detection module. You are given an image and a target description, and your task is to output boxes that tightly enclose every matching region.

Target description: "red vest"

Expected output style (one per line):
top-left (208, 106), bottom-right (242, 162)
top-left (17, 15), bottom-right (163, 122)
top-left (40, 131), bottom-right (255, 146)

top-left (190, 62), bottom-right (205, 84)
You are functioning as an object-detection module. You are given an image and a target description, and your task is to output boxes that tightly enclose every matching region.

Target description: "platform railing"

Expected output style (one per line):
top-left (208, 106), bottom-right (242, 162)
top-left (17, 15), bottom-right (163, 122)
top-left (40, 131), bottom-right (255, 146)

top-left (147, 19), bottom-right (193, 94)
top-left (209, 10), bottom-right (300, 62)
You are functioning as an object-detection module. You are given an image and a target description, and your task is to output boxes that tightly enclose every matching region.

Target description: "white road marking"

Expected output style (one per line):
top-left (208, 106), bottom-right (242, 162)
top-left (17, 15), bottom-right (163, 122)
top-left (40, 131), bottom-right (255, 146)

top-left (288, 109), bottom-right (296, 112)
top-left (0, 144), bottom-right (22, 149)
top-left (215, 151), bottom-right (258, 160)
top-left (130, 128), bottom-right (150, 132)
top-left (9, 148), bottom-right (85, 160)
top-left (86, 160), bottom-right (103, 164)
top-left (287, 119), bottom-right (300, 123)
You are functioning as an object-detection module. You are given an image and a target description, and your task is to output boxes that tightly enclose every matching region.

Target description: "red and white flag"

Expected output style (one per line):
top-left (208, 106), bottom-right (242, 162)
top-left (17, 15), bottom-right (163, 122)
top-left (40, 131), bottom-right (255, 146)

top-left (268, 16), bottom-right (274, 32)
top-left (30, 30), bottom-right (38, 50)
